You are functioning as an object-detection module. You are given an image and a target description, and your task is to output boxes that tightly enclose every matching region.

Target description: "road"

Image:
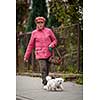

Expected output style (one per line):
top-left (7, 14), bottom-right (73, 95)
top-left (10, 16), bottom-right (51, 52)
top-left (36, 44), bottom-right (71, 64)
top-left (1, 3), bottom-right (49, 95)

top-left (16, 75), bottom-right (83, 100)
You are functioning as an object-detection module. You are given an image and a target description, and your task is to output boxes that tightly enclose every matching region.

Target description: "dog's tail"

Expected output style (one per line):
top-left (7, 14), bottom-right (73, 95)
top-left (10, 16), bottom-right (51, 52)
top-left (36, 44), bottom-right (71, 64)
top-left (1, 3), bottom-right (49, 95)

top-left (46, 76), bottom-right (52, 81)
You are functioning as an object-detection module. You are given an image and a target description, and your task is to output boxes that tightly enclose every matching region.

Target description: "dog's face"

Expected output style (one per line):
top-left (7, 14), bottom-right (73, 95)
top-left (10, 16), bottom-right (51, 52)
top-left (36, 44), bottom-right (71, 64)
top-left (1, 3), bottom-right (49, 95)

top-left (55, 78), bottom-right (64, 86)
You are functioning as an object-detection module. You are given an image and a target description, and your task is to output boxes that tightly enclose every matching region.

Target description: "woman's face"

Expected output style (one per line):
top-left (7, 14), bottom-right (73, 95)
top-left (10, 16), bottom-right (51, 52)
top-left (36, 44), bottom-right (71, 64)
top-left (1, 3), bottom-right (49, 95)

top-left (36, 21), bottom-right (45, 30)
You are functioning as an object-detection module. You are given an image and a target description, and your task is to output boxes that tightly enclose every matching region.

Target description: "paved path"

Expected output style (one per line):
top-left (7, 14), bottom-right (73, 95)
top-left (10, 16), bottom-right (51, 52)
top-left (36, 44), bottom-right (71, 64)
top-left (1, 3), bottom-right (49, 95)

top-left (16, 75), bottom-right (83, 100)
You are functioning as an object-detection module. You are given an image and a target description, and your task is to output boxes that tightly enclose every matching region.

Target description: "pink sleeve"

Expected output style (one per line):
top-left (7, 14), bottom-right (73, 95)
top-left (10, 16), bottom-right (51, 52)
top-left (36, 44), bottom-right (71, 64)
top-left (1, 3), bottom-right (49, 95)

top-left (24, 32), bottom-right (35, 60)
top-left (49, 29), bottom-right (57, 48)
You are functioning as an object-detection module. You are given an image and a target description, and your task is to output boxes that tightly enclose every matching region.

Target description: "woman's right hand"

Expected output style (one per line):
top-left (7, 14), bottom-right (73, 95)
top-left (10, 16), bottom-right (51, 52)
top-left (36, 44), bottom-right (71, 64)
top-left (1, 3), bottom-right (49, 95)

top-left (48, 47), bottom-right (53, 52)
top-left (48, 44), bottom-right (53, 52)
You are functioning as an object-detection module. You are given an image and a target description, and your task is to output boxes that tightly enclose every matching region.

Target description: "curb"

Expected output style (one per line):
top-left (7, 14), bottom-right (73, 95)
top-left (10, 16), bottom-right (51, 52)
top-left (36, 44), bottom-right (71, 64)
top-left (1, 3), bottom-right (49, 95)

top-left (16, 72), bottom-right (82, 81)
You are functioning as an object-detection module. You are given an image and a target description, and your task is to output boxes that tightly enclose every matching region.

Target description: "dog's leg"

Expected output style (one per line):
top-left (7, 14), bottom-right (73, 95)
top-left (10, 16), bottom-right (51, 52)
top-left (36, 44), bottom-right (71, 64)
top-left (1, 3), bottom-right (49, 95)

top-left (60, 84), bottom-right (64, 90)
top-left (54, 87), bottom-right (57, 91)
top-left (48, 85), bottom-right (52, 91)
top-left (43, 85), bottom-right (48, 90)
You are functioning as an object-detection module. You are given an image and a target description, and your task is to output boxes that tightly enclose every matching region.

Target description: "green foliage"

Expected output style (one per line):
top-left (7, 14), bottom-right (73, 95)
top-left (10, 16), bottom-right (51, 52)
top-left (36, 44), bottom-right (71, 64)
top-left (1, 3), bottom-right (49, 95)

top-left (75, 75), bottom-right (83, 85)
top-left (25, 0), bottom-right (48, 32)
top-left (16, 0), bottom-right (29, 32)
top-left (56, 65), bottom-right (61, 72)
top-left (47, 15), bottom-right (61, 28)
top-left (48, 0), bottom-right (83, 27)
top-left (52, 23), bottom-right (83, 73)
top-left (62, 74), bottom-right (66, 81)
top-left (67, 65), bottom-right (77, 73)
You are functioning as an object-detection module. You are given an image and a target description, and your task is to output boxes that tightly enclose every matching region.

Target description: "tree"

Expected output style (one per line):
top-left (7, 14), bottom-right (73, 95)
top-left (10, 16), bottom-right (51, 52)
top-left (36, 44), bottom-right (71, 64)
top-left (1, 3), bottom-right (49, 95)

top-left (16, 0), bottom-right (30, 32)
top-left (25, 0), bottom-right (48, 32)
top-left (48, 0), bottom-right (83, 28)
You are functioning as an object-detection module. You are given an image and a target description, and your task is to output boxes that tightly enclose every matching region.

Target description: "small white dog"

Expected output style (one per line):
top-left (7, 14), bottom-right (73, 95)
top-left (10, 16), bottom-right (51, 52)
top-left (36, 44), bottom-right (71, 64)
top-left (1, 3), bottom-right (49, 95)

top-left (43, 76), bottom-right (64, 91)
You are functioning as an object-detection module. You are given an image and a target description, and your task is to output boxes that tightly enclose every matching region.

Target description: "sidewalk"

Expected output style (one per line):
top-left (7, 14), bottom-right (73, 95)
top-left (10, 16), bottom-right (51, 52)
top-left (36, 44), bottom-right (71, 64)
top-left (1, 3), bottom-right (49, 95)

top-left (16, 75), bottom-right (83, 100)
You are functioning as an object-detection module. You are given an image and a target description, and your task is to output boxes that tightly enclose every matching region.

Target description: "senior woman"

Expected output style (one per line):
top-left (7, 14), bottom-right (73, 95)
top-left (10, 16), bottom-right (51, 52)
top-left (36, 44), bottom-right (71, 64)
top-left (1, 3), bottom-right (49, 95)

top-left (24, 16), bottom-right (57, 86)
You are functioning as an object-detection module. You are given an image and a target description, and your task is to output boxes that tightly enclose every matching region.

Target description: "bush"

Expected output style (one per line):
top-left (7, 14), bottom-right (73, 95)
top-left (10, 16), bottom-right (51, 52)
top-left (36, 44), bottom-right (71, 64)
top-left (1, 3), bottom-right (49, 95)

top-left (75, 75), bottom-right (83, 85)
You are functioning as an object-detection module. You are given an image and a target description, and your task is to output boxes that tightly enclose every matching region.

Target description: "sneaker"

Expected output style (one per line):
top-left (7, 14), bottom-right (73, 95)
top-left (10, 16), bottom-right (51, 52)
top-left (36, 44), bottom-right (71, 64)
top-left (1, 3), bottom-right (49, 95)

top-left (43, 85), bottom-right (48, 90)
top-left (42, 80), bottom-right (47, 86)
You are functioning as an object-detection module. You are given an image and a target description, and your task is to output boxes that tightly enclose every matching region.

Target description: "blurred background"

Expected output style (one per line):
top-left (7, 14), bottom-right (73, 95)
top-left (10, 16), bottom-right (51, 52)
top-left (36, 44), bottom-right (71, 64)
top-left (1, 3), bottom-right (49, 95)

top-left (16, 0), bottom-right (83, 77)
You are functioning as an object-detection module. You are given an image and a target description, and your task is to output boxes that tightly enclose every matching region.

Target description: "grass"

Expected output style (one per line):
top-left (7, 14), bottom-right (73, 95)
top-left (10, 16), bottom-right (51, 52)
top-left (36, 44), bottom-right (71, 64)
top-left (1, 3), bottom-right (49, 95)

top-left (75, 75), bottom-right (83, 85)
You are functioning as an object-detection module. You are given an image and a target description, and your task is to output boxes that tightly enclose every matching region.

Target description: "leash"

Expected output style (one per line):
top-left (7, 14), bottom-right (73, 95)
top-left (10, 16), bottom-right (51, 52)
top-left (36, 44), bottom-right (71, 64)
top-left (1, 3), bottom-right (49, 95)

top-left (55, 47), bottom-right (62, 59)
top-left (52, 47), bottom-right (62, 78)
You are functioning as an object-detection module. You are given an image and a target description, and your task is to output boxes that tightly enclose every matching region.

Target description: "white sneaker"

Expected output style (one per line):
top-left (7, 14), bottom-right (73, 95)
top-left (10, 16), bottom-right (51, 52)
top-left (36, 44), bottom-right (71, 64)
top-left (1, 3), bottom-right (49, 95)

top-left (43, 85), bottom-right (48, 90)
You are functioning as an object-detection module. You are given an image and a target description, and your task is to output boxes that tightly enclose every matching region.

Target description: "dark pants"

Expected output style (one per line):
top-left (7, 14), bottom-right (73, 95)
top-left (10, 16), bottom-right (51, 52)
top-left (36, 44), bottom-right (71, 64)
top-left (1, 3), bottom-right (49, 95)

top-left (38, 59), bottom-right (50, 85)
